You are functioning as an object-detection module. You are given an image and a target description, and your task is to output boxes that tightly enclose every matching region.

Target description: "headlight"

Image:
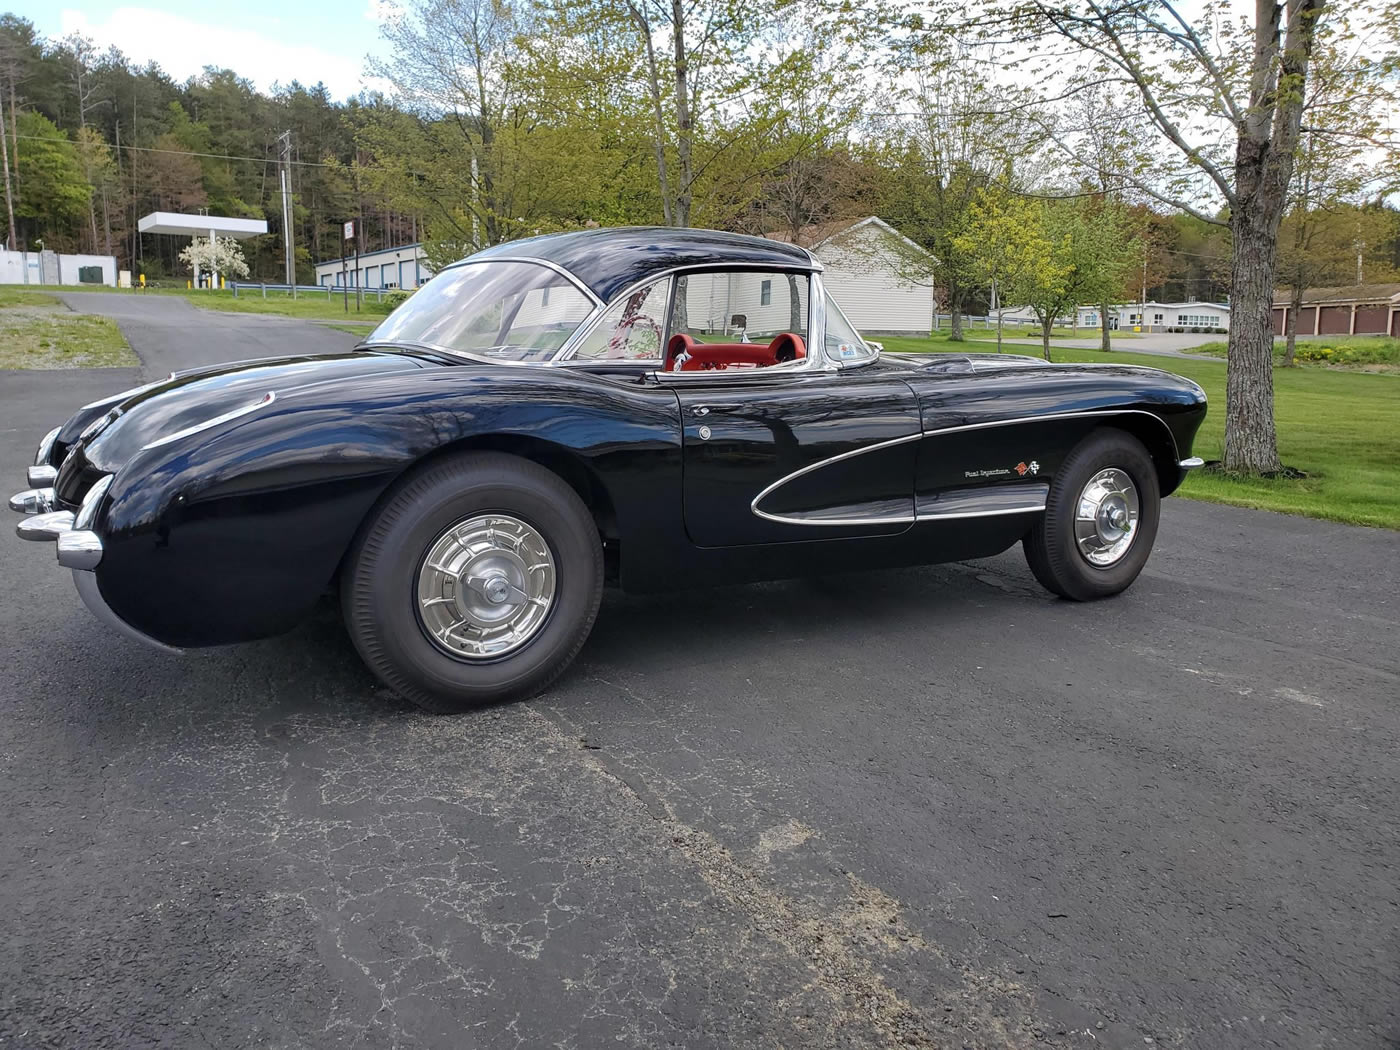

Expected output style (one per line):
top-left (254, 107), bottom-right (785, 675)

top-left (34, 426), bottom-right (60, 466)
top-left (141, 392), bottom-right (276, 452)
top-left (74, 474), bottom-right (114, 531)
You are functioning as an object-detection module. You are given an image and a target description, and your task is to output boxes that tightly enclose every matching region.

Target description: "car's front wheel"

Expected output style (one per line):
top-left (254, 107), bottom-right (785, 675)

top-left (1023, 428), bottom-right (1161, 601)
top-left (342, 452), bottom-right (604, 713)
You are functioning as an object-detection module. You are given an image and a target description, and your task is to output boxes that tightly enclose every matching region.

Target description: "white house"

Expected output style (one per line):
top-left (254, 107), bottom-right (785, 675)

top-left (765, 217), bottom-right (936, 336)
top-left (314, 242), bottom-right (433, 290)
top-left (1000, 301), bottom-right (1230, 333)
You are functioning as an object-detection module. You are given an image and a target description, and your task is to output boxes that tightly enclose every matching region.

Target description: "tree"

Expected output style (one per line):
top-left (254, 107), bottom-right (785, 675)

top-left (955, 190), bottom-right (1056, 352)
top-left (1007, 197), bottom-right (1134, 361)
top-left (876, 47), bottom-right (1040, 340)
top-left (965, 0), bottom-right (1391, 473)
top-left (178, 235), bottom-right (250, 281)
top-left (12, 111), bottom-right (89, 247)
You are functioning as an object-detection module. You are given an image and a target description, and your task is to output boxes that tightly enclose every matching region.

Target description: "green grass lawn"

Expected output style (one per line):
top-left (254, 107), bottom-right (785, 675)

top-left (884, 337), bottom-right (1400, 531)
top-left (0, 290), bottom-right (138, 370)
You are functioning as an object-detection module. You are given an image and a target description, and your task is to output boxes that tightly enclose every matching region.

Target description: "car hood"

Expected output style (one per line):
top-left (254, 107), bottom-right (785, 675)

top-left (60, 350), bottom-right (440, 483)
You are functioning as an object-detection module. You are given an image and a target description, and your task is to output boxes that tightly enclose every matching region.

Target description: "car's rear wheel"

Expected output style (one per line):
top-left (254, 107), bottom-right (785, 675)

top-left (1023, 428), bottom-right (1160, 601)
top-left (342, 452), bottom-right (603, 713)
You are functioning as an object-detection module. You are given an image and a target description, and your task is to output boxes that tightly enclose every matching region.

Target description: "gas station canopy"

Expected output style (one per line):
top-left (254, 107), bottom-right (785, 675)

top-left (137, 212), bottom-right (269, 239)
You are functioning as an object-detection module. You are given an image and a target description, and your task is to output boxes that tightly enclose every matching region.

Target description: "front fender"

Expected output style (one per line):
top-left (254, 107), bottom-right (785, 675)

top-left (93, 367), bottom-right (682, 647)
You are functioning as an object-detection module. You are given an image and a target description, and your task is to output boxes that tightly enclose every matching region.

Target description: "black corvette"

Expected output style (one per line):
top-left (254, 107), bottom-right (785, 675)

top-left (11, 227), bottom-right (1206, 712)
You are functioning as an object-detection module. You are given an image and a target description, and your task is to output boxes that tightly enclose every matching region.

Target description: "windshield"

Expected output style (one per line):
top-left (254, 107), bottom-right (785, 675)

top-left (367, 261), bottom-right (597, 361)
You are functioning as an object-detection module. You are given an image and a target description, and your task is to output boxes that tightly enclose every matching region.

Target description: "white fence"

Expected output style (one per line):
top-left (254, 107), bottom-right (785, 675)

top-left (0, 248), bottom-right (118, 287)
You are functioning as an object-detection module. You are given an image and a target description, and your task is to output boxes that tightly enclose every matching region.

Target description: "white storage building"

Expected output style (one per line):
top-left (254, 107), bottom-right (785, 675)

top-left (765, 217), bottom-right (937, 336)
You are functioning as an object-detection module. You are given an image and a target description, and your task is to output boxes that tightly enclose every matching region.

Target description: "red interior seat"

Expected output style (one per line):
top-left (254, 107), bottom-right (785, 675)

top-left (665, 333), bottom-right (806, 371)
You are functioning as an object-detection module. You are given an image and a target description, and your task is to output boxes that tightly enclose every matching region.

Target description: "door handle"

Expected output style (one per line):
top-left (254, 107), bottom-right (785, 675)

top-left (689, 404), bottom-right (735, 416)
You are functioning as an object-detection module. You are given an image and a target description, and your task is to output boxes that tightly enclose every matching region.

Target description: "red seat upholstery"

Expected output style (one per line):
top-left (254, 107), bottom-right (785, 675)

top-left (664, 333), bottom-right (806, 371)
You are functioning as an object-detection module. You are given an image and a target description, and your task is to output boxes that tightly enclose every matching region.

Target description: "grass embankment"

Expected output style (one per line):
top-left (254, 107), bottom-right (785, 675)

top-left (63, 284), bottom-right (394, 322)
top-left (884, 335), bottom-right (1400, 530)
top-left (0, 289), bottom-right (138, 369)
top-left (1186, 335), bottom-right (1400, 372)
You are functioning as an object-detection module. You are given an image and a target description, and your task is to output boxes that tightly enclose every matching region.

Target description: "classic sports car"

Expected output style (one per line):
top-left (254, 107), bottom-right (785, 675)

top-left (12, 227), bottom-right (1205, 712)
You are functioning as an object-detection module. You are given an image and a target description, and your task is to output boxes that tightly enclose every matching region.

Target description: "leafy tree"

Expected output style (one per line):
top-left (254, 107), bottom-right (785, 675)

top-left (959, 0), bottom-right (1395, 473)
top-left (955, 190), bottom-right (1056, 352)
top-left (11, 110), bottom-right (89, 247)
top-left (1007, 198), bottom-right (1134, 361)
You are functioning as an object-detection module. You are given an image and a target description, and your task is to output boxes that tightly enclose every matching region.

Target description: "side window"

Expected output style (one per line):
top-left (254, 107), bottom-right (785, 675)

top-left (572, 278), bottom-right (669, 360)
top-left (824, 293), bottom-right (876, 365)
top-left (670, 271), bottom-right (809, 344)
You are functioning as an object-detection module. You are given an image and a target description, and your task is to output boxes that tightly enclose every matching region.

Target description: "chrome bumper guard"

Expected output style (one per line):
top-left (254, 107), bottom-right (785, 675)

top-left (9, 487), bottom-right (55, 513)
top-left (12, 446), bottom-right (178, 653)
top-left (1179, 457), bottom-right (1205, 470)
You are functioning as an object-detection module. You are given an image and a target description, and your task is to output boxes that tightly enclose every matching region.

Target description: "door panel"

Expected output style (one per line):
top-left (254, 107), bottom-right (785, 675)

top-left (675, 372), bottom-right (921, 547)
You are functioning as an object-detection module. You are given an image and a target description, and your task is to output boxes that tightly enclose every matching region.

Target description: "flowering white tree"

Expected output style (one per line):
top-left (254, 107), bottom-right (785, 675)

top-left (178, 236), bottom-right (250, 281)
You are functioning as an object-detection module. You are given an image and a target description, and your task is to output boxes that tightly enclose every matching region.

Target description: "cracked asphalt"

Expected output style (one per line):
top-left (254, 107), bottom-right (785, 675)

top-left (2, 295), bottom-right (1397, 1049)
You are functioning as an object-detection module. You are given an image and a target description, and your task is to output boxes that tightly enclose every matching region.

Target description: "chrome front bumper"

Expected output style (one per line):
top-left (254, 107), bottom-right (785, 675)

top-left (12, 431), bottom-right (183, 654)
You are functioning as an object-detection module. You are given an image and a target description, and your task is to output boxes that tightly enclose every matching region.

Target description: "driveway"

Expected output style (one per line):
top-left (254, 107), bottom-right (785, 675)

top-left (2, 305), bottom-right (1397, 1049)
top-left (57, 291), bottom-right (360, 376)
top-left (996, 332), bottom-right (1220, 359)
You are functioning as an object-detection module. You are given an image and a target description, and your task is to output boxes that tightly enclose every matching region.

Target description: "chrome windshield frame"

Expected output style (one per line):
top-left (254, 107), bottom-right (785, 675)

top-left (366, 257), bottom-right (607, 365)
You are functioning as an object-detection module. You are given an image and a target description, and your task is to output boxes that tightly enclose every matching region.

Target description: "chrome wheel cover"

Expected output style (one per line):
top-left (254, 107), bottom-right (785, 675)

top-left (416, 514), bottom-right (556, 660)
top-left (1075, 468), bottom-right (1140, 567)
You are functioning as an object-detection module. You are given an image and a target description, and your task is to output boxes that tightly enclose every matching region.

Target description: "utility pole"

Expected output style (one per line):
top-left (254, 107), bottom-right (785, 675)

top-left (278, 130), bottom-right (295, 296)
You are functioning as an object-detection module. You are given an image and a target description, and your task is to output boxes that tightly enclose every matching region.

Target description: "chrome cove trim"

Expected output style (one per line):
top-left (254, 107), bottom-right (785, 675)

top-left (1179, 456), bottom-right (1205, 469)
top-left (72, 569), bottom-right (183, 654)
top-left (34, 425), bottom-right (60, 465)
top-left (141, 391), bottom-right (276, 452)
top-left (9, 488), bottom-right (55, 514)
top-left (749, 408), bottom-right (1182, 527)
top-left (751, 433), bottom-right (923, 525)
top-left (918, 502), bottom-right (1046, 521)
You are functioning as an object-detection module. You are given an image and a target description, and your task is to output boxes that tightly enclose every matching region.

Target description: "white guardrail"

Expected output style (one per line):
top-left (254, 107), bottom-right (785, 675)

top-left (230, 281), bottom-right (388, 302)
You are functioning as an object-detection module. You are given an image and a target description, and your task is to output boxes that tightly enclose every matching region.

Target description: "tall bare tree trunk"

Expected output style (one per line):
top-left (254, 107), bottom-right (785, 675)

top-left (1100, 298), bottom-right (1111, 352)
top-left (1040, 316), bottom-right (1053, 362)
top-left (670, 0), bottom-right (693, 228)
top-left (1225, 208), bottom-right (1283, 472)
top-left (0, 101), bottom-right (14, 249)
top-left (1218, 0), bottom-right (1323, 474)
top-left (625, 2), bottom-right (672, 226)
top-left (948, 286), bottom-right (965, 341)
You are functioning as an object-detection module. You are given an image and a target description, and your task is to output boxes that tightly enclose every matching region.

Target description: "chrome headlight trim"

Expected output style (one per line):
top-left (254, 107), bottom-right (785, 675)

top-left (141, 391), bottom-right (276, 452)
top-left (34, 426), bottom-right (60, 466)
top-left (74, 474), bottom-right (114, 531)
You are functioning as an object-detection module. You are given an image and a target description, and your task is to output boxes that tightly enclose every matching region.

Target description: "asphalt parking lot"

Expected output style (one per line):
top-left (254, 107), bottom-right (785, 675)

top-left (2, 296), bottom-right (1397, 1049)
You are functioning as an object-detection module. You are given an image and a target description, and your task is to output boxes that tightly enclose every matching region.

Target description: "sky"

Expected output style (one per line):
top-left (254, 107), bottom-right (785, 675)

top-left (10, 0), bottom-right (393, 100)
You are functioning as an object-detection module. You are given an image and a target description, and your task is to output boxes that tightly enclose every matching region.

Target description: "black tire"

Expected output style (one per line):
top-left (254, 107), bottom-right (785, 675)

top-left (341, 451), bottom-right (603, 713)
top-left (1023, 428), bottom-right (1161, 601)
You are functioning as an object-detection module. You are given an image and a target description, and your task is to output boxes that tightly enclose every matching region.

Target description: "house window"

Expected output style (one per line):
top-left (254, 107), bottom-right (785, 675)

top-left (1154, 313), bottom-right (1163, 323)
top-left (760, 279), bottom-right (772, 306)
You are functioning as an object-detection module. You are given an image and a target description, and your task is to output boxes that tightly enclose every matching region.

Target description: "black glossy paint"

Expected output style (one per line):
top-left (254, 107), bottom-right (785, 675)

top-left (34, 232), bottom-right (1206, 650)
top-left (469, 227), bottom-right (814, 302)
